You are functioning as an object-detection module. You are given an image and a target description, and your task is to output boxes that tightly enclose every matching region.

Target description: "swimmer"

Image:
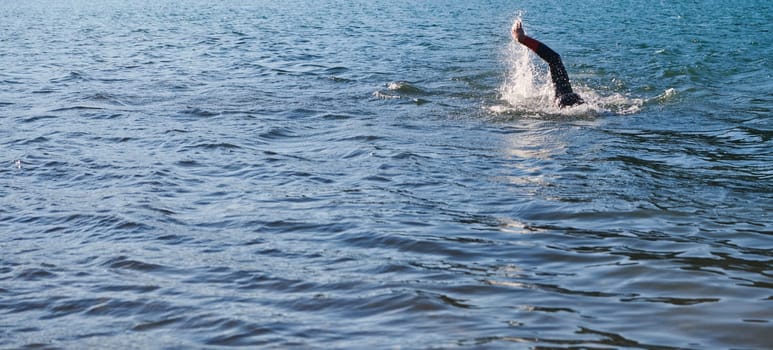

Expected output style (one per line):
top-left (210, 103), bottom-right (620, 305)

top-left (512, 20), bottom-right (584, 107)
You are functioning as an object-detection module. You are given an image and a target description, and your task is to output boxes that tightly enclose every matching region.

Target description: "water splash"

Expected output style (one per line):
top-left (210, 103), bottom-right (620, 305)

top-left (373, 81), bottom-right (429, 105)
top-left (492, 16), bottom-right (646, 117)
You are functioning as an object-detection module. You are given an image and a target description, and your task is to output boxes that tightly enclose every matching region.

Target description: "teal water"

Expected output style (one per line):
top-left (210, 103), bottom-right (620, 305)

top-left (1, 0), bottom-right (771, 348)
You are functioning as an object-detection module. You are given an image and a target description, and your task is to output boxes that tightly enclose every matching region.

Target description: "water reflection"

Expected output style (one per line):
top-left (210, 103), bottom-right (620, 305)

top-left (500, 121), bottom-right (567, 191)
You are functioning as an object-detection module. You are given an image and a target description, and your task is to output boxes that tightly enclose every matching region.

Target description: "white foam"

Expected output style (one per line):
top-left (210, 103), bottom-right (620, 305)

top-left (492, 17), bottom-right (646, 117)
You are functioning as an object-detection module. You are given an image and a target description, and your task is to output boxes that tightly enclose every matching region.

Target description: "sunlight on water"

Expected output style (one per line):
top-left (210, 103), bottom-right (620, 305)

top-left (2, 1), bottom-right (771, 348)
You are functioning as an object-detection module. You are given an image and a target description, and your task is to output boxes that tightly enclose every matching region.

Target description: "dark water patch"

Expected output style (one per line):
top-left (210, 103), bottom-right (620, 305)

top-left (318, 112), bottom-right (354, 120)
top-left (179, 268), bottom-right (317, 292)
top-left (15, 136), bottom-right (50, 145)
top-left (41, 298), bottom-right (111, 320)
top-left (82, 92), bottom-right (127, 106)
top-left (181, 141), bottom-right (243, 151)
top-left (17, 343), bottom-right (64, 350)
top-left (84, 298), bottom-right (179, 318)
top-left (343, 233), bottom-right (476, 259)
top-left (337, 134), bottom-right (383, 142)
top-left (274, 170), bottom-right (336, 185)
top-left (49, 71), bottom-right (91, 83)
top-left (15, 268), bottom-right (58, 281)
top-left (620, 296), bottom-right (720, 306)
top-left (31, 89), bottom-right (56, 94)
top-left (203, 324), bottom-right (274, 347)
top-left (110, 221), bottom-right (155, 236)
top-left (8, 212), bottom-right (151, 240)
top-left (340, 148), bottom-right (371, 160)
top-left (242, 237), bottom-right (267, 246)
top-left (177, 107), bottom-right (220, 118)
top-left (95, 77), bottom-right (130, 83)
top-left (48, 106), bottom-right (104, 113)
top-left (20, 115), bottom-right (58, 123)
top-left (258, 127), bottom-right (298, 140)
top-left (156, 234), bottom-right (192, 245)
top-left (11, 327), bottom-right (40, 334)
top-left (324, 66), bottom-right (349, 75)
top-left (180, 313), bottom-right (249, 331)
top-left (465, 327), bottom-right (687, 350)
top-left (92, 284), bottom-right (160, 294)
top-left (280, 108), bottom-right (320, 119)
top-left (232, 274), bottom-right (317, 293)
top-left (275, 289), bottom-right (416, 315)
top-left (164, 128), bottom-right (191, 135)
top-left (91, 135), bottom-right (134, 143)
top-left (101, 256), bottom-right (167, 272)
top-left (0, 299), bottom-right (51, 314)
top-left (174, 159), bottom-right (204, 168)
top-left (182, 268), bottom-right (246, 285)
top-left (390, 151), bottom-right (431, 160)
top-left (131, 316), bottom-right (185, 332)
top-left (256, 220), bottom-right (355, 235)
top-left (328, 75), bottom-right (353, 83)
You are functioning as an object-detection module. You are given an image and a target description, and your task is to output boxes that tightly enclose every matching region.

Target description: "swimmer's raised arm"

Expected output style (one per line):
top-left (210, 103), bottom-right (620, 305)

top-left (511, 20), bottom-right (583, 107)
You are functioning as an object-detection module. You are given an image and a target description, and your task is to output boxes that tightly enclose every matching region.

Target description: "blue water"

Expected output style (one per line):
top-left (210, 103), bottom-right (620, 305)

top-left (1, 0), bottom-right (772, 348)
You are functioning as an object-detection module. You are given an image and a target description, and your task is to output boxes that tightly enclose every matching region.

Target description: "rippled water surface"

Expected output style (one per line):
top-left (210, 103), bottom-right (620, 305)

top-left (2, 0), bottom-right (772, 348)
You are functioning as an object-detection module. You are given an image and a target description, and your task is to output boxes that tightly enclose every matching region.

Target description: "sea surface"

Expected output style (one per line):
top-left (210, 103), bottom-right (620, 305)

top-left (1, 0), bottom-right (772, 349)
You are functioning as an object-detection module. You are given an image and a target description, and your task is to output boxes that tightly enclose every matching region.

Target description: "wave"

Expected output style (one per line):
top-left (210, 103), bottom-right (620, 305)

top-left (372, 81), bottom-right (430, 105)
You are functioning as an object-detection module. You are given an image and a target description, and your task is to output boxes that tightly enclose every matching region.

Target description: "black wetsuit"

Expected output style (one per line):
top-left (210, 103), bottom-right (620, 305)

top-left (519, 36), bottom-right (583, 107)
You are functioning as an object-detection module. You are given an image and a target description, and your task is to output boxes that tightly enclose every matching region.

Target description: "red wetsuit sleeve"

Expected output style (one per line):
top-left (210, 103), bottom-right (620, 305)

top-left (519, 36), bottom-right (542, 53)
top-left (517, 34), bottom-right (577, 100)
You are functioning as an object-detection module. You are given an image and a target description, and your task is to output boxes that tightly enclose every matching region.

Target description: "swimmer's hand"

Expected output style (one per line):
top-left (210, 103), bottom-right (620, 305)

top-left (511, 20), bottom-right (526, 43)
